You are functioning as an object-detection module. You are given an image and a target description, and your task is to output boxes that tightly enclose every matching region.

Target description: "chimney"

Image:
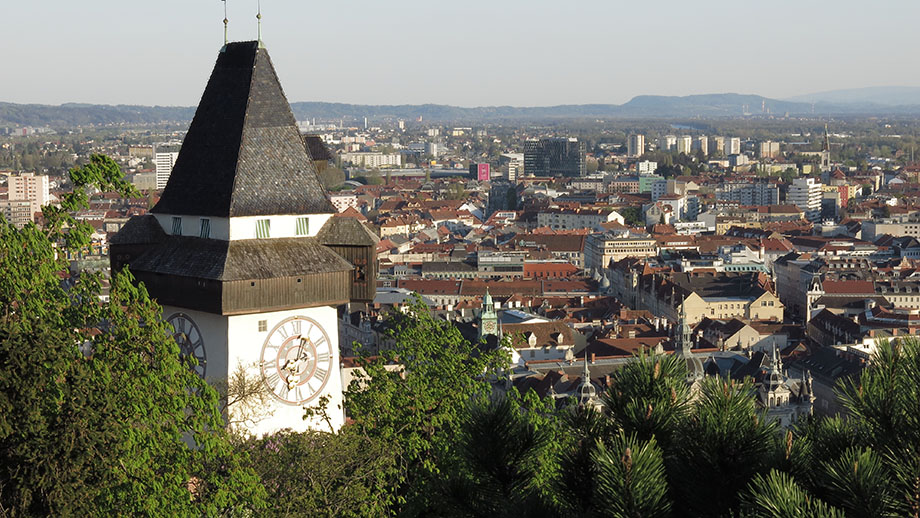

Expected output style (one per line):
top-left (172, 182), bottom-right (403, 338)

top-left (590, 353), bottom-right (596, 364)
top-left (627, 329), bottom-right (637, 339)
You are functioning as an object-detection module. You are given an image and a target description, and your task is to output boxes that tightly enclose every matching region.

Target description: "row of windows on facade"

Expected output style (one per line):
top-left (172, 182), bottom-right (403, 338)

top-left (170, 217), bottom-right (309, 239)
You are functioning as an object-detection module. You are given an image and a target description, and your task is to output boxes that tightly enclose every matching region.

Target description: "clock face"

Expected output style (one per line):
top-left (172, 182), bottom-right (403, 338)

top-left (483, 321), bottom-right (497, 333)
top-left (167, 313), bottom-right (207, 377)
top-left (260, 316), bottom-right (334, 405)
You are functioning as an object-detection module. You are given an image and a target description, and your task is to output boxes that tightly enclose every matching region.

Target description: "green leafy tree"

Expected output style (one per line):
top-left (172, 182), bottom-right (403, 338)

top-left (317, 165), bottom-right (346, 189)
top-left (618, 207), bottom-right (644, 227)
top-left (0, 154), bottom-right (265, 516)
top-left (242, 429), bottom-right (395, 518)
top-left (446, 183), bottom-right (468, 200)
top-left (343, 295), bottom-right (508, 513)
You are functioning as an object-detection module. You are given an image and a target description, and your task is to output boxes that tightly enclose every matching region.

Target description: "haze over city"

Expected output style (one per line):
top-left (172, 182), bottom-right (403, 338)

top-left (3, 0), bottom-right (919, 107)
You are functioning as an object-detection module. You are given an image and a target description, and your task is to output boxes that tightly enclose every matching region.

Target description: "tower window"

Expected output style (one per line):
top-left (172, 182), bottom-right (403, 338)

top-left (255, 219), bottom-right (271, 238)
top-left (258, 320), bottom-right (267, 332)
top-left (199, 218), bottom-right (210, 239)
top-left (296, 217), bottom-right (309, 236)
top-left (172, 217), bottom-right (182, 236)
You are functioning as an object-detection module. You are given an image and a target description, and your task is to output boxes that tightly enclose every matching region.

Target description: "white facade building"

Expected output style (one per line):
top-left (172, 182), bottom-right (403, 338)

top-left (658, 135), bottom-right (677, 152)
top-left (155, 152), bottom-right (179, 190)
top-left (693, 136), bottom-right (709, 156)
top-left (341, 152), bottom-right (402, 168)
top-left (627, 134), bottom-right (645, 157)
top-left (725, 137), bottom-right (742, 156)
top-left (329, 193), bottom-right (358, 213)
top-left (637, 160), bottom-right (658, 175)
top-left (788, 177), bottom-right (823, 222)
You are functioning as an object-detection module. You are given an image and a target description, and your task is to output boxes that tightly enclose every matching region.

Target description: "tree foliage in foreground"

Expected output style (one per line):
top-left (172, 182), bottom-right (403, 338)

top-left (289, 299), bottom-right (920, 518)
top-left (342, 295), bottom-right (508, 513)
top-left (0, 155), bottom-right (264, 516)
top-left (240, 429), bottom-right (395, 518)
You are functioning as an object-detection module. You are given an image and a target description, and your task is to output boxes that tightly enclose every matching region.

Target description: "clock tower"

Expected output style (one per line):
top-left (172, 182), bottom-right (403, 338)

top-left (110, 41), bottom-right (377, 435)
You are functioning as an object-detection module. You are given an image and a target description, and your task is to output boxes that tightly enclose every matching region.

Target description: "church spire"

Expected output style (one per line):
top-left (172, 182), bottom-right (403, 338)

top-left (675, 301), bottom-right (704, 385)
top-left (479, 287), bottom-right (498, 340)
top-left (677, 301), bottom-right (692, 355)
top-left (578, 355), bottom-right (596, 405)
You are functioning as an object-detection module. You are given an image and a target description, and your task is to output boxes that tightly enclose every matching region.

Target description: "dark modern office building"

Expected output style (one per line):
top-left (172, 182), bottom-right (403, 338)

top-left (523, 138), bottom-right (586, 177)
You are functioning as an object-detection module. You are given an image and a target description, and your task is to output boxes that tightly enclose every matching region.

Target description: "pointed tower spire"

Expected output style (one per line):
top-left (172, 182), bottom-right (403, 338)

top-left (479, 287), bottom-right (498, 340)
top-left (151, 42), bottom-right (334, 217)
top-left (256, 0), bottom-right (264, 48)
top-left (222, 0), bottom-right (229, 46)
top-left (677, 302), bottom-right (692, 355)
top-left (578, 355), bottom-right (596, 405)
top-left (676, 302), bottom-right (704, 385)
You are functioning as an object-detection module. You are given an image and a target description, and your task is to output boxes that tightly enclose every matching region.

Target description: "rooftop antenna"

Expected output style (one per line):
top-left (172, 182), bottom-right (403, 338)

top-left (221, 0), bottom-right (229, 48)
top-left (256, 0), bottom-right (264, 48)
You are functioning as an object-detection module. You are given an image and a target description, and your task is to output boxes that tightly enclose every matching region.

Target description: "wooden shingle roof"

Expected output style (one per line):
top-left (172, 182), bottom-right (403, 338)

top-left (128, 236), bottom-right (352, 281)
top-left (151, 41), bottom-right (335, 218)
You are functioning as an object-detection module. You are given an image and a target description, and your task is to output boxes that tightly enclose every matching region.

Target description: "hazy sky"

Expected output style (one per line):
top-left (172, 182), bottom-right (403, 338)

top-left (2, 0), bottom-right (917, 107)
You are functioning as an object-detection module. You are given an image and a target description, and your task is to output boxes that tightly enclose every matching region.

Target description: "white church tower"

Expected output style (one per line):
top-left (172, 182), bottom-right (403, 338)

top-left (110, 41), bottom-right (377, 436)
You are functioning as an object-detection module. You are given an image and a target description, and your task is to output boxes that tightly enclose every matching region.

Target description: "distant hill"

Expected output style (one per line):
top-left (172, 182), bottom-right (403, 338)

top-left (0, 102), bottom-right (195, 128)
top-left (786, 86), bottom-right (920, 107)
top-left (5, 91), bottom-right (920, 129)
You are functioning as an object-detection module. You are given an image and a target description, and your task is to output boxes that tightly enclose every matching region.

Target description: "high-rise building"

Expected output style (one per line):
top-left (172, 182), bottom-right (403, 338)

top-left (7, 172), bottom-right (49, 220)
top-left (109, 41), bottom-right (378, 436)
top-left (627, 134), bottom-right (645, 158)
top-left (692, 136), bottom-right (708, 156)
top-left (523, 137), bottom-right (586, 177)
top-left (154, 151), bottom-right (179, 190)
top-left (658, 135), bottom-right (677, 152)
top-left (725, 137), bottom-right (742, 156)
top-left (788, 177), bottom-right (822, 222)
top-left (676, 136), bottom-right (692, 155)
top-left (759, 141), bottom-right (781, 159)
top-left (500, 153), bottom-right (524, 181)
top-left (709, 136), bottom-right (725, 155)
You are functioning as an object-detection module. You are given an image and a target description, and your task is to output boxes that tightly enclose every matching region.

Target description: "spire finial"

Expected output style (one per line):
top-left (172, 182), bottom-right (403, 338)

top-left (222, 0), bottom-right (229, 48)
top-left (256, 0), bottom-right (263, 48)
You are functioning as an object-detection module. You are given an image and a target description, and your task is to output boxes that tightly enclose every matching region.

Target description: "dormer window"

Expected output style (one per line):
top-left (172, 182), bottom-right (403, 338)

top-left (296, 217), bottom-right (309, 236)
top-left (255, 219), bottom-right (270, 239)
top-left (199, 218), bottom-right (210, 239)
top-left (172, 217), bottom-right (182, 236)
